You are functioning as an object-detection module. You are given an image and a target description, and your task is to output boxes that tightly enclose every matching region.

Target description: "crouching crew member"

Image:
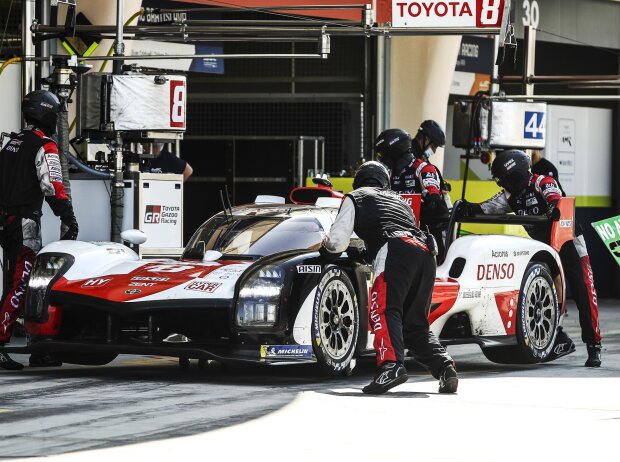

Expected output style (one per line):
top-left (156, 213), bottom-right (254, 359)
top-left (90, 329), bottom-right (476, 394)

top-left (460, 150), bottom-right (602, 367)
top-left (320, 161), bottom-right (458, 394)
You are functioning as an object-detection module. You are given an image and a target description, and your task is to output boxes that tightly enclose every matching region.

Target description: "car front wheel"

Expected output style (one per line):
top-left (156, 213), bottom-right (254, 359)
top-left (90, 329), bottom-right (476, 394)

top-left (311, 266), bottom-right (359, 375)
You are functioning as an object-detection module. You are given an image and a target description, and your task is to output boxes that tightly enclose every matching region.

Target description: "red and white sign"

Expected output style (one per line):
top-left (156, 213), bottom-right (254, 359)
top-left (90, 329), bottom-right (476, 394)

top-left (145, 205), bottom-right (162, 224)
top-left (170, 80), bottom-right (186, 129)
top-left (400, 193), bottom-right (422, 223)
top-left (378, 0), bottom-right (505, 29)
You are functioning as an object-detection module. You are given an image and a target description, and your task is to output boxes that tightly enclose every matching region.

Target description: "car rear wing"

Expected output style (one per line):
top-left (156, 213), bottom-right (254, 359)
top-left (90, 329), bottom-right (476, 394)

top-left (447, 197), bottom-right (575, 253)
top-left (290, 177), bottom-right (344, 205)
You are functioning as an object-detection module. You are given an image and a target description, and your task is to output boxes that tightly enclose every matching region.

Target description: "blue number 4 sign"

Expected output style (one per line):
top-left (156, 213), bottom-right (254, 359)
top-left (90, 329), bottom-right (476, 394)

top-left (524, 111), bottom-right (545, 140)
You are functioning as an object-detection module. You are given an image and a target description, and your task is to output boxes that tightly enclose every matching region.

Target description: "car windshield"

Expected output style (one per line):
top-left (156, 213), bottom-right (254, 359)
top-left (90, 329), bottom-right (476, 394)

top-left (183, 214), bottom-right (325, 259)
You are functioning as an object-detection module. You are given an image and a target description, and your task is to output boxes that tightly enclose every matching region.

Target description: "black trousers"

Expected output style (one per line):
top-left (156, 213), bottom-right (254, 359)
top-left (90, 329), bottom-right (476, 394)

top-left (369, 237), bottom-right (453, 378)
top-left (559, 236), bottom-right (601, 345)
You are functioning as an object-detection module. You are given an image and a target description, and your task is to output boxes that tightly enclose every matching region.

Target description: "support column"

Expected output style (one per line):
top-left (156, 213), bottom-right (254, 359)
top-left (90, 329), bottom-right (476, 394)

top-left (388, 35), bottom-right (461, 169)
top-left (21, 0), bottom-right (36, 100)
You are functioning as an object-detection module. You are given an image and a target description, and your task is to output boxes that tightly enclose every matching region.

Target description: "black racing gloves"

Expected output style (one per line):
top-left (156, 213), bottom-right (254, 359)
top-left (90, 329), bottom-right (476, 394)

top-left (319, 245), bottom-right (341, 263)
top-left (422, 194), bottom-right (449, 215)
top-left (546, 200), bottom-right (561, 221)
top-left (46, 196), bottom-right (79, 240)
top-left (457, 199), bottom-right (483, 218)
top-left (60, 214), bottom-right (79, 240)
top-left (346, 245), bottom-right (370, 264)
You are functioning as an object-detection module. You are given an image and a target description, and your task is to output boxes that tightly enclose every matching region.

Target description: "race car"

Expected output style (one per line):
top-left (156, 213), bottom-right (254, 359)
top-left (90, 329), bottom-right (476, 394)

top-left (7, 184), bottom-right (574, 374)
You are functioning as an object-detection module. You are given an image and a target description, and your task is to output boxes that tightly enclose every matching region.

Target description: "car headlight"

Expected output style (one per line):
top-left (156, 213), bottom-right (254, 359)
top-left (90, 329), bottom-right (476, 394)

top-left (25, 253), bottom-right (73, 323)
top-left (236, 265), bottom-right (285, 327)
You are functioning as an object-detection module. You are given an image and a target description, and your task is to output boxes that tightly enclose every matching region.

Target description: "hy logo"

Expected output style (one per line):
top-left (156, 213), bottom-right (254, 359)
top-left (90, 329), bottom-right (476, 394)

top-left (81, 278), bottom-right (112, 288)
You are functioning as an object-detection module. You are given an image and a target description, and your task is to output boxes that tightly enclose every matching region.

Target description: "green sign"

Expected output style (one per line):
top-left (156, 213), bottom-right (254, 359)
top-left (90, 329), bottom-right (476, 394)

top-left (591, 215), bottom-right (620, 266)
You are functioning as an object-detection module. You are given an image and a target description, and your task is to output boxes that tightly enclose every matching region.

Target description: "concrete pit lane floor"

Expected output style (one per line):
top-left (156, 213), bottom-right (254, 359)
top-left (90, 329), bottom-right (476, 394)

top-left (1, 300), bottom-right (619, 462)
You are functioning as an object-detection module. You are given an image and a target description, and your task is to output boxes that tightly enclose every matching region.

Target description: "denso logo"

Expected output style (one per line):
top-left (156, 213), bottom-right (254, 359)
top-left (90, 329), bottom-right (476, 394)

top-left (477, 263), bottom-right (514, 280)
top-left (81, 278), bottom-right (112, 288)
top-left (144, 205), bottom-right (161, 224)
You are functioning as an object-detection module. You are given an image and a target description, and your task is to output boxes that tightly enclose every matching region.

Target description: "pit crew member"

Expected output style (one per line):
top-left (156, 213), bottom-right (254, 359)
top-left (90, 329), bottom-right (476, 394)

top-left (374, 121), bottom-right (451, 259)
top-left (320, 161), bottom-right (458, 394)
top-left (459, 150), bottom-right (602, 367)
top-left (0, 90), bottom-right (79, 370)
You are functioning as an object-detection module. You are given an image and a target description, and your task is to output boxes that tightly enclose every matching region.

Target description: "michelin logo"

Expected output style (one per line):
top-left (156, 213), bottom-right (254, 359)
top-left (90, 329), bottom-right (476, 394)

top-left (260, 345), bottom-right (313, 359)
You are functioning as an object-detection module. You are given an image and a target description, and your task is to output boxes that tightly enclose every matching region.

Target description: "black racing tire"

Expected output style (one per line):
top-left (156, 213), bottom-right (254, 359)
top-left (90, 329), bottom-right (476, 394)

top-left (482, 262), bottom-right (559, 364)
top-left (56, 353), bottom-right (118, 366)
top-left (311, 266), bottom-right (360, 376)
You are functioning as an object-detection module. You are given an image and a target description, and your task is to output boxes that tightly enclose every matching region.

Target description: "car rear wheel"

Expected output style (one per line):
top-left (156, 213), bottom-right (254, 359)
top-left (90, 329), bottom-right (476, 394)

top-left (482, 262), bottom-right (559, 364)
top-left (311, 266), bottom-right (359, 376)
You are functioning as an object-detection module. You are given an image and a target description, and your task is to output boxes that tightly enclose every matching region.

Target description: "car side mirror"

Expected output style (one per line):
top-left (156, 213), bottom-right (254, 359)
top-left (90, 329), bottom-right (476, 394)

top-left (204, 250), bottom-right (222, 261)
top-left (120, 229), bottom-right (148, 245)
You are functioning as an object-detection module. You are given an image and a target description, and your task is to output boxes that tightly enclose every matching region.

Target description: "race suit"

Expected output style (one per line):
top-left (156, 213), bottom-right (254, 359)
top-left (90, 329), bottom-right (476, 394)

top-left (390, 156), bottom-right (450, 259)
top-left (531, 157), bottom-right (563, 193)
top-left (322, 187), bottom-right (453, 376)
top-left (477, 174), bottom-right (601, 345)
top-left (0, 127), bottom-right (76, 342)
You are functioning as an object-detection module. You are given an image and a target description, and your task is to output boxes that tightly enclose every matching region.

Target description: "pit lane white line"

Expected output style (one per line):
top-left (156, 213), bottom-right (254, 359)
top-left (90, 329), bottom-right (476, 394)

top-left (10, 376), bottom-right (620, 462)
top-left (4, 300), bottom-right (620, 462)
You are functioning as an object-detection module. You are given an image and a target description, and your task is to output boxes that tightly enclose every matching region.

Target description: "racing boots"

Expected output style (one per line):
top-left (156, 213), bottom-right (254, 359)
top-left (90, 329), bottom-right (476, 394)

top-left (362, 361), bottom-right (408, 395)
top-left (29, 353), bottom-right (62, 368)
top-left (585, 344), bottom-right (602, 368)
top-left (0, 344), bottom-right (24, 371)
top-left (542, 326), bottom-right (576, 362)
top-left (438, 364), bottom-right (458, 394)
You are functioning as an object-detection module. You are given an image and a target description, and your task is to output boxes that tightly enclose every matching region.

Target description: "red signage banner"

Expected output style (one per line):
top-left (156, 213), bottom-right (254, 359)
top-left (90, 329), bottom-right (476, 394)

top-left (376, 0), bottom-right (505, 28)
top-left (171, 0), bottom-right (364, 21)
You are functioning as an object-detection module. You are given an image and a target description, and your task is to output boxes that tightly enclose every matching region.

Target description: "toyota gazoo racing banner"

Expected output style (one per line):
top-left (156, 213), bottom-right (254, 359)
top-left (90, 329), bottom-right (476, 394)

top-left (377, 0), bottom-right (506, 29)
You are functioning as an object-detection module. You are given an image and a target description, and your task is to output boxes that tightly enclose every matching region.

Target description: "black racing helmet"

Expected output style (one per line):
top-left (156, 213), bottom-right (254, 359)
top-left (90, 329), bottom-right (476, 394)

top-left (22, 90), bottom-right (60, 134)
top-left (491, 150), bottom-right (532, 194)
top-left (353, 161), bottom-right (390, 190)
top-left (417, 120), bottom-right (446, 148)
top-left (373, 128), bottom-right (413, 172)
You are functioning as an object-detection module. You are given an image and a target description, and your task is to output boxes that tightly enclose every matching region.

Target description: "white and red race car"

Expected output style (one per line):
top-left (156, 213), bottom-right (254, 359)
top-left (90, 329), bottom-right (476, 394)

top-left (7, 184), bottom-right (574, 374)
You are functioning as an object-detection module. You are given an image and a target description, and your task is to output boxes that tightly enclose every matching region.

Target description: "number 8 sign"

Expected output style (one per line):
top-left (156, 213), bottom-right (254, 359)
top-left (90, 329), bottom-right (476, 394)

top-left (384, 0), bottom-right (505, 29)
top-left (476, 0), bottom-right (503, 27)
top-left (169, 80), bottom-right (186, 129)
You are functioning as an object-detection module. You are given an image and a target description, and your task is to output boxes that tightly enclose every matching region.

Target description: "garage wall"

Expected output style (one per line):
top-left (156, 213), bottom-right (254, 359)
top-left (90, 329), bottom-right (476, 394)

top-left (0, 64), bottom-right (21, 135)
